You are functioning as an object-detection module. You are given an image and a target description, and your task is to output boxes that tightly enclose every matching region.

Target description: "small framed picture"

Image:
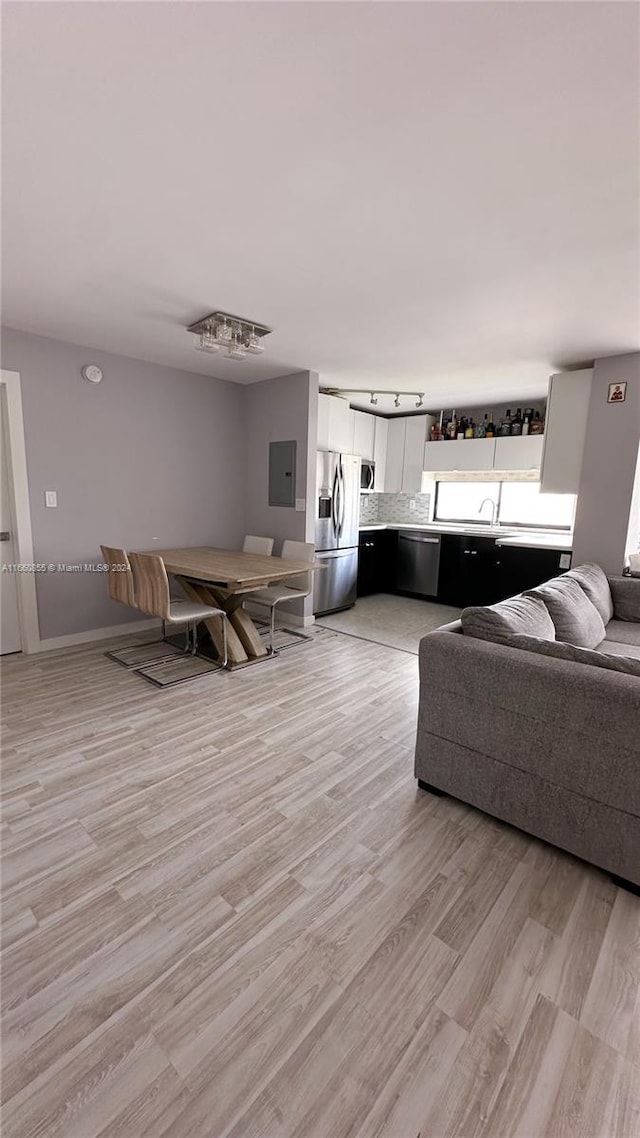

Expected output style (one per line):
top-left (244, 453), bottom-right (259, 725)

top-left (608, 382), bottom-right (627, 403)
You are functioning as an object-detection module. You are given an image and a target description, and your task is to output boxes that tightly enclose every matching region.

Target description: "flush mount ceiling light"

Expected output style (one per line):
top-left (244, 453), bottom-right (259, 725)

top-left (187, 311), bottom-right (272, 361)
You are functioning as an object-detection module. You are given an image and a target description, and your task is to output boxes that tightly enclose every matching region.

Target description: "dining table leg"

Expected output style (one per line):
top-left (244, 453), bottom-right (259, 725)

top-left (175, 576), bottom-right (268, 666)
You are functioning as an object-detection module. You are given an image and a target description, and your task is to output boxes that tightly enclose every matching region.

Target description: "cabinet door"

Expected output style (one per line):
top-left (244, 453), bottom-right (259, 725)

top-left (318, 393), bottom-right (332, 451)
top-left (352, 411), bottom-right (375, 460)
top-left (494, 435), bottom-right (544, 471)
top-left (385, 418), bottom-right (405, 493)
top-left (331, 399), bottom-right (355, 454)
top-left (373, 417), bottom-right (388, 491)
top-left (540, 369), bottom-right (593, 493)
top-left (402, 417), bottom-right (429, 493)
top-left (424, 438), bottom-right (496, 472)
top-left (495, 545), bottom-right (566, 599)
top-left (438, 534), bottom-right (500, 606)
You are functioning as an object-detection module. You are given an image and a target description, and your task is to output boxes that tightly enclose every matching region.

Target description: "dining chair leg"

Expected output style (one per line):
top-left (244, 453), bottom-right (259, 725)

top-left (220, 616), bottom-right (228, 668)
top-left (269, 604), bottom-right (276, 655)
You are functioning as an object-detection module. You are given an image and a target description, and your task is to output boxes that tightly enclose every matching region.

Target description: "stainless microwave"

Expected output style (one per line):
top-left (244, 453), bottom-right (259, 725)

top-left (360, 461), bottom-right (375, 492)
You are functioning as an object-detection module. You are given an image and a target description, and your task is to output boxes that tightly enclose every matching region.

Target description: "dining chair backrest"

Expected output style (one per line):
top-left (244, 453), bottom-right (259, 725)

top-left (129, 553), bottom-right (172, 620)
top-left (280, 540), bottom-right (316, 593)
top-left (243, 535), bottom-right (275, 556)
top-left (101, 546), bottom-right (136, 608)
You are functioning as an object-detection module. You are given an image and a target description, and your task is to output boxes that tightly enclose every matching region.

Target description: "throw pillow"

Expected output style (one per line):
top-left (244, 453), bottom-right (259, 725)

top-left (529, 576), bottom-right (606, 649)
top-left (508, 634), bottom-right (640, 679)
top-left (609, 575), bottom-right (640, 622)
top-left (567, 563), bottom-right (614, 624)
top-left (461, 594), bottom-right (555, 645)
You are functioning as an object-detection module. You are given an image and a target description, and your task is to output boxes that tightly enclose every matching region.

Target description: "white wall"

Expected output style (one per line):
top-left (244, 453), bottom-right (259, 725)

top-left (572, 352), bottom-right (640, 573)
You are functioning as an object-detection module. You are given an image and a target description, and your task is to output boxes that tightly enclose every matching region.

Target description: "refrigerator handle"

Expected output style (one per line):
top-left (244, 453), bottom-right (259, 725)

top-left (332, 467), bottom-right (339, 539)
top-left (338, 463), bottom-right (346, 538)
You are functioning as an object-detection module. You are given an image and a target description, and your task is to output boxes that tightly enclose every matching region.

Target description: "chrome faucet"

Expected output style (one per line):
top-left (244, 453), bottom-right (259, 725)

top-left (479, 497), bottom-right (498, 526)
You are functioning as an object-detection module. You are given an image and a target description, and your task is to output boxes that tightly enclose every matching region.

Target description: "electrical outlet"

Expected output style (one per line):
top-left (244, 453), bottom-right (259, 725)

top-left (295, 498), bottom-right (305, 512)
top-left (45, 490), bottom-right (57, 508)
top-left (559, 553), bottom-right (571, 569)
top-left (409, 499), bottom-right (416, 511)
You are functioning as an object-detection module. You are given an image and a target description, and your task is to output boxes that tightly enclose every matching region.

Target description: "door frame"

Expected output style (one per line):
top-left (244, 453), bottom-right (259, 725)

top-left (0, 369), bottom-right (40, 653)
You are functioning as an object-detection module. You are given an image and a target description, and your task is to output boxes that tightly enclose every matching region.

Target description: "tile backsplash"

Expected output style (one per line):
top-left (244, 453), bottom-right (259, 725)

top-left (360, 492), bottom-right (432, 525)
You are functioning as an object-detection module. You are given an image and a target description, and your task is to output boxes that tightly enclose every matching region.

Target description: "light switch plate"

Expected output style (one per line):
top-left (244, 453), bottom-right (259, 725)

top-left (295, 498), bottom-right (305, 512)
top-left (559, 553), bottom-right (571, 569)
top-left (45, 490), bottom-right (57, 508)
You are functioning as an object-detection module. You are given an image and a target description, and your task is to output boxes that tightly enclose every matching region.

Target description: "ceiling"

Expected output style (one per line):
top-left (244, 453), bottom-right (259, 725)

top-left (2, 1), bottom-right (638, 413)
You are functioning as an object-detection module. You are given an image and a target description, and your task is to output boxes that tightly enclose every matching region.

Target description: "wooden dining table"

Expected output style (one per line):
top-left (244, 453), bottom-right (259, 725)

top-left (141, 546), bottom-right (322, 668)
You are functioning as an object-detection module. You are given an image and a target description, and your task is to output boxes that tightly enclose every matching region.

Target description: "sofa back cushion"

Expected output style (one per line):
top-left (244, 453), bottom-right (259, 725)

top-left (508, 633), bottom-right (640, 678)
top-left (567, 563), bottom-right (614, 624)
top-left (529, 576), bottom-right (606, 649)
top-left (461, 594), bottom-right (555, 645)
top-left (609, 575), bottom-right (640, 622)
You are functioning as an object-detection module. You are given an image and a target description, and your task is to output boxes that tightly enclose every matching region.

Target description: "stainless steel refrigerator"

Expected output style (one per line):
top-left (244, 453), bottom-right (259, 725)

top-left (313, 452), bottom-right (361, 616)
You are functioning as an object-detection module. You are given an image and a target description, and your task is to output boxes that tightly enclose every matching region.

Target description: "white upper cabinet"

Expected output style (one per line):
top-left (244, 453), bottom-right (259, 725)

top-left (385, 418), bottom-right (406, 493)
top-left (373, 416), bottom-right (388, 491)
top-left (402, 416), bottom-right (430, 492)
top-left (540, 369), bottom-right (593, 494)
top-left (424, 438), bottom-right (496, 472)
top-left (318, 394), bottom-right (355, 454)
top-left (352, 410), bottom-right (376, 460)
top-left (494, 435), bottom-right (544, 471)
top-left (384, 415), bottom-right (432, 493)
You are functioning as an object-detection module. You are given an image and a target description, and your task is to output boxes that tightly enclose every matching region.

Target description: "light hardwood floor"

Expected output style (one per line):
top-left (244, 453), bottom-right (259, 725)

top-left (1, 626), bottom-right (639, 1137)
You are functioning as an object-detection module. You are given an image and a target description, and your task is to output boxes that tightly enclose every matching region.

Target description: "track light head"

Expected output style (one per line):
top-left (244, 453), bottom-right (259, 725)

top-left (416, 394), bottom-right (424, 408)
top-left (394, 394), bottom-right (400, 408)
top-left (370, 392), bottom-right (378, 406)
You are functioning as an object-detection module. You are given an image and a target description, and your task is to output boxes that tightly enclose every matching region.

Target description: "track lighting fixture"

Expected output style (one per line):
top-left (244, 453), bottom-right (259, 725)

top-left (394, 394), bottom-right (400, 408)
top-left (370, 393), bottom-right (378, 406)
top-left (416, 394), bottom-right (424, 408)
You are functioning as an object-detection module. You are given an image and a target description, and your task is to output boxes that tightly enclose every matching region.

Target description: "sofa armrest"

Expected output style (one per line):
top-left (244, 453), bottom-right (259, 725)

top-left (608, 575), bottom-right (640, 622)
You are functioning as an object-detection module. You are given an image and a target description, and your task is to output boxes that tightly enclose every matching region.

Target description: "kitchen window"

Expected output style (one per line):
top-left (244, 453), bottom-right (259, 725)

top-left (435, 480), bottom-right (576, 530)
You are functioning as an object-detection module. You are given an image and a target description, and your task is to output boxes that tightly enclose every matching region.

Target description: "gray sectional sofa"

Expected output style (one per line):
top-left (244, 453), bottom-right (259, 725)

top-left (415, 564), bottom-right (640, 887)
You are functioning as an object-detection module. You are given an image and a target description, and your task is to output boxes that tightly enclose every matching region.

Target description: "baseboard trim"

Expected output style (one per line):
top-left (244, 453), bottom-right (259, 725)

top-left (36, 619), bottom-right (161, 653)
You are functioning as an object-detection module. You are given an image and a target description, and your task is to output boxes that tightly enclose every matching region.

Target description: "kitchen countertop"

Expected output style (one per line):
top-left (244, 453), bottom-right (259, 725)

top-left (358, 522), bottom-right (573, 551)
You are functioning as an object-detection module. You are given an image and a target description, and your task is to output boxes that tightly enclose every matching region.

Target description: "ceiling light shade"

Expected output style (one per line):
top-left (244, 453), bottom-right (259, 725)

top-left (194, 326), bottom-right (219, 353)
top-left (246, 331), bottom-right (265, 355)
top-left (187, 311), bottom-right (271, 361)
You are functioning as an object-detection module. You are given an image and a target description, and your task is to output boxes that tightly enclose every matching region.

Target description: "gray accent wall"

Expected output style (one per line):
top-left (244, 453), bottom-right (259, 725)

top-left (572, 352), bottom-right (640, 574)
top-left (244, 370), bottom-right (318, 620)
top-left (1, 328), bottom-right (247, 640)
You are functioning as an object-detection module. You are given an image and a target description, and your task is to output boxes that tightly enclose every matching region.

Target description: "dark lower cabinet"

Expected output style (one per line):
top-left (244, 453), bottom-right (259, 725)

top-left (437, 535), bottom-right (503, 606)
top-left (357, 529), bottom-right (396, 596)
top-left (494, 545), bottom-right (567, 600)
top-left (438, 534), bottom-right (568, 607)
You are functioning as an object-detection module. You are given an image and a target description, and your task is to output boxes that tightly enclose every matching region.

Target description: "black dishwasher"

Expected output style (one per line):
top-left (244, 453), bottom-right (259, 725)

top-left (394, 531), bottom-right (441, 597)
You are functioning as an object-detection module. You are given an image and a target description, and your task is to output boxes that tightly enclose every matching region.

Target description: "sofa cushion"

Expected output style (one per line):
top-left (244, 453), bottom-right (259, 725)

top-left (530, 576), bottom-right (606, 649)
top-left (508, 634), bottom-right (640, 678)
top-left (604, 619), bottom-right (640, 647)
top-left (609, 575), bottom-right (640, 622)
top-left (461, 594), bottom-right (555, 645)
top-left (597, 640), bottom-right (640, 662)
top-left (567, 563), bottom-right (614, 623)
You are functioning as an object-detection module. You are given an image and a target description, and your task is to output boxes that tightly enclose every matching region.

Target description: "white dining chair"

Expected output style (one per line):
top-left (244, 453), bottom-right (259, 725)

top-left (129, 552), bottom-right (228, 679)
top-left (243, 535), bottom-right (275, 556)
top-left (246, 540), bottom-right (315, 655)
